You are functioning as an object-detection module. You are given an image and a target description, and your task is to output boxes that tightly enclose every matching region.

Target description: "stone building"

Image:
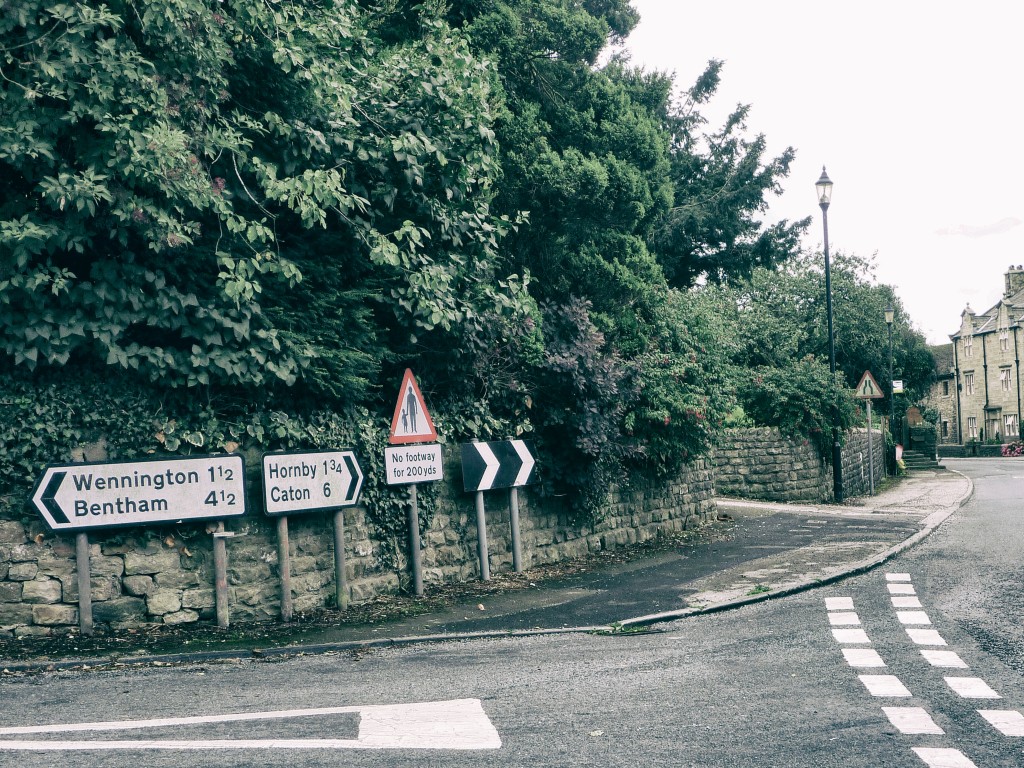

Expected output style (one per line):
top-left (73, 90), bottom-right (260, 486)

top-left (926, 343), bottom-right (958, 444)
top-left (943, 265), bottom-right (1024, 444)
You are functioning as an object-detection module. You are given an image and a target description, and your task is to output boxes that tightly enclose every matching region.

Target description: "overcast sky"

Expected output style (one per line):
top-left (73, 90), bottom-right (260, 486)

top-left (622, 1), bottom-right (1024, 345)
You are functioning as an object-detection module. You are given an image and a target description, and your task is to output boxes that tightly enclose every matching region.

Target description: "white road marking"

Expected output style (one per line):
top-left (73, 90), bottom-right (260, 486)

top-left (832, 628), bottom-right (871, 644)
top-left (859, 675), bottom-right (912, 697)
top-left (882, 706), bottom-right (944, 735)
top-left (978, 709), bottom-right (1024, 736)
top-left (0, 699), bottom-right (501, 751)
top-left (842, 648), bottom-right (886, 668)
top-left (897, 611), bottom-right (932, 625)
top-left (906, 628), bottom-right (947, 646)
top-left (945, 677), bottom-right (1001, 700)
top-left (911, 747), bottom-right (978, 767)
top-left (888, 583), bottom-right (917, 595)
top-left (826, 597), bottom-right (855, 611)
top-left (886, 573), bottom-right (913, 582)
top-left (921, 650), bottom-right (968, 669)
top-left (892, 596), bottom-right (923, 608)
top-left (829, 612), bottom-right (861, 626)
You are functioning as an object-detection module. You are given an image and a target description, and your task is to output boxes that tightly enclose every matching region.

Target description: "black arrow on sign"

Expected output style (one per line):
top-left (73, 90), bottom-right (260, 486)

top-left (343, 453), bottom-right (362, 503)
top-left (40, 471), bottom-right (70, 526)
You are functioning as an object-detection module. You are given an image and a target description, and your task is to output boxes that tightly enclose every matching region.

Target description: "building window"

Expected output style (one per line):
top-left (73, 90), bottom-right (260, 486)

top-left (1005, 414), bottom-right (1019, 438)
top-left (965, 372), bottom-right (975, 395)
top-left (1001, 368), bottom-right (1012, 392)
top-left (942, 380), bottom-right (950, 396)
top-left (1001, 329), bottom-right (1010, 351)
top-left (964, 335), bottom-right (973, 357)
top-left (942, 421), bottom-right (949, 438)
top-left (968, 416), bottom-right (978, 439)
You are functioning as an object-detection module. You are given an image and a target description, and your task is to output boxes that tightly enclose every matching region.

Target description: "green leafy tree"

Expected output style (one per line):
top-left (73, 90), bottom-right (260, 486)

top-left (0, 0), bottom-right (525, 404)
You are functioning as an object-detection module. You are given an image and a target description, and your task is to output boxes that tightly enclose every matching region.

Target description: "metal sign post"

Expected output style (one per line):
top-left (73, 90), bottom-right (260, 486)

top-left (854, 371), bottom-right (885, 496)
top-left (509, 488), bottom-right (523, 573)
top-left (75, 533), bottom-right (93, 636)
top-left (385, 371), bottom-right (441, 598)
top-left (276, 516), bottom-right (293, 622)
top-left (261, 450), bottom-right (364, 616)
top-left (461, 440), bottom-right (539, 580)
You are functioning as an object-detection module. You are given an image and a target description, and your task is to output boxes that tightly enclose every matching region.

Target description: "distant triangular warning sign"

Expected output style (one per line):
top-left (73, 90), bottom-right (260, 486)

top-left (854, 370), bottom-right (884, 399)
top-left (389, 369), bottom-right (438, 444)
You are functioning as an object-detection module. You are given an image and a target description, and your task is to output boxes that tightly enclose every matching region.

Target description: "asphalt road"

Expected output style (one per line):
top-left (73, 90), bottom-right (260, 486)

top-left (1, 458), bottom-right (1021, 767)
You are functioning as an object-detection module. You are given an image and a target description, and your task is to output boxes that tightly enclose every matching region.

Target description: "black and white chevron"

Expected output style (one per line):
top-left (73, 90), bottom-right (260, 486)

top-left (461, 440), bottom-right (538, 492)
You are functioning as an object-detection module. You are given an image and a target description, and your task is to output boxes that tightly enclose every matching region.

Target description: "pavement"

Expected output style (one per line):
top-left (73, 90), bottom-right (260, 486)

top-left (1, 467), bottom-right (972, 672)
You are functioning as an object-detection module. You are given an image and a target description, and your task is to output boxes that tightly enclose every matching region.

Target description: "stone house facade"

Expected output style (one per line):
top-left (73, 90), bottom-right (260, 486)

top-left (943, 265), bottom-right (1024, 444)
top-left (925, 343), bottom-right (959, 444)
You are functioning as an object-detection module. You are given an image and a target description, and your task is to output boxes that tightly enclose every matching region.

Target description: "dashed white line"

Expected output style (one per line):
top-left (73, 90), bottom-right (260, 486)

top-left (897, 611), bottom-right (932, 626)
top-left (843, 648), bottom-right (886, 668)
top-left (906, 628), bottom-right (947, 646)
top-left (920, 650), bottom-right (968, 669)
top-left (829, 612), bottom-right (861, 626)
top-left (892, 596), bottom-right (923, 608)
top-left (886, 573), bottom-right (913, 582)
top-left (977, 709), bottom-right (1024, 736)
top-left (888, 583), bottom-right (917, 595)
top-left (911, 747), bottom-right (978, 767)
top-left (945, 677), bottom-right (1001, 700)
top-left (826, 597), bottom-right (855, 611)
top-left (832, 628), bottom-right (871, 644)
top-left (859, 675), bottom-right (912, 697)
top-left (882, 706), bottom-right (944, 735)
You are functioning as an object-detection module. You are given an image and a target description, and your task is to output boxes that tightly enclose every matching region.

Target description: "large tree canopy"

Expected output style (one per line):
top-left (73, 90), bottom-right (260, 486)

top-left (0, 0), bottom-right (528, 402)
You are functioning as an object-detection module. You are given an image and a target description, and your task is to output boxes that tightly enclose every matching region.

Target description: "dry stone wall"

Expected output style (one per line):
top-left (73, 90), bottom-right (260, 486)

top-left (1, 449), bottom-right (715, 638)
top-left (714, 427), bottom-right (885, 502)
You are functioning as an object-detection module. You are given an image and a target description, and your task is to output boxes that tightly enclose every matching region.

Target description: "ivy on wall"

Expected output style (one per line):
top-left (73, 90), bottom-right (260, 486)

top-left (0, 368), bottom-right (436, 566)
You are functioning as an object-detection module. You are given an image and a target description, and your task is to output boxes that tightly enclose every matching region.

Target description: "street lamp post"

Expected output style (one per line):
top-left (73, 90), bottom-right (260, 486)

top-left (816, 167), bottom-right (843, 502)
top-left (885, 305), bottom-right (895, 475)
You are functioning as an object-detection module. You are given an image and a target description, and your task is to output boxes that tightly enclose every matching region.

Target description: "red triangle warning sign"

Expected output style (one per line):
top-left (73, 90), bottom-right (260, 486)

top-left (389, 369), bottom-right (438, 445)
top-left (854, 370), bottom-right (884, 399)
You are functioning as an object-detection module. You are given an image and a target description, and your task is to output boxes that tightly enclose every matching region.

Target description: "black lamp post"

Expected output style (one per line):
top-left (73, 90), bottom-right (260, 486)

top-left (816, 167), bottom-right (843, 502)
top-left (885, 305), bottom-right (895, 475)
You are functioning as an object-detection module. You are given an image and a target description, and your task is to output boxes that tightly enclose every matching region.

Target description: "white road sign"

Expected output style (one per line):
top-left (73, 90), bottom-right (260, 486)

top-left (384, 444), bottom-right (443, 485)
top-left (262, 450), bottom-right (364, 516)
top-left (30, 455), bottom-right (246, 532)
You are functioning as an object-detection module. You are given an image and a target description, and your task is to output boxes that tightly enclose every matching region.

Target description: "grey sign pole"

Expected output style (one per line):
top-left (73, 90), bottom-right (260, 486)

top-left (408, 484), bottom-right (423, 596)
top-left (75, 533), bottom-right (93, 636)
top-left (277, 515), bottom-right (293, 622)
top-left (213, 522), bottom-right (230, 629)
top-left (509, 487), bottom-right (523, 573)
top-left (333, 509), bottom-right (349, 610)
top-left (474, 490), bottom-right (490, 581)
top-left (867, 401), bottom-right (875, 495)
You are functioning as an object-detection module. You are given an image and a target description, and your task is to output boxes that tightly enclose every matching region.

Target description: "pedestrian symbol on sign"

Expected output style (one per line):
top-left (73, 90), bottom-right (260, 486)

top-left (389, 369), bottom-right (438, 444)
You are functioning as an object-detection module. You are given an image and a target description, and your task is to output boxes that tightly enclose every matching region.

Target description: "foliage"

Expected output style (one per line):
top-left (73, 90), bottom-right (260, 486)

top-left (0, 0), bottom-right (525, 404)
top-left (719, 251), bottom-right (936, 413)
top-left (0, 369), bottom-right (432, 567)
top-left (738, 357), bottom-right (858, 464)
top-left (650, 60), bottom-right (809, 288)
top-left (1001, 441), bottom-right (1024, 457)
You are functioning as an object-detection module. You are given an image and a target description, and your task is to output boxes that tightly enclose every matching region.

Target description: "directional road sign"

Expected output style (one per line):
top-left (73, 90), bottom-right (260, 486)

top-left (30, 454), bottom-right (247, 532)
top-left (262, 450), bottom-right (363, 516)
top-left (461, 440), bottom-right (538, 492)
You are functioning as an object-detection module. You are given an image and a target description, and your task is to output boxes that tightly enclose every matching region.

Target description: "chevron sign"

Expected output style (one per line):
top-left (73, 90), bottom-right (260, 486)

top-left (461, 440), bottom-right (538, 492)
